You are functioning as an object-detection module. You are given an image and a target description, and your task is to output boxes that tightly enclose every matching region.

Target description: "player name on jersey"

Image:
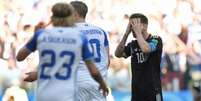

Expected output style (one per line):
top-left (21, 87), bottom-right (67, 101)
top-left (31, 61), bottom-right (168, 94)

top-left (41, 36), bottom-right (76, 44)
top-left (80, 29), bottom-right (102, 35)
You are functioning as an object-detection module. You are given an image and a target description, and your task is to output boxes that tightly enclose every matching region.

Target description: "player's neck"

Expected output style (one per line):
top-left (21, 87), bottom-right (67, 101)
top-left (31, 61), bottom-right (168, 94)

top-left (143, 32), bottom-right (150, 40)
top-left (76, 18), bottom-right (85, 23)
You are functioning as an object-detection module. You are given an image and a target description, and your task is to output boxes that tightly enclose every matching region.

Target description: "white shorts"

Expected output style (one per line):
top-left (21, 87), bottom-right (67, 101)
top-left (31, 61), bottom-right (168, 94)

top-left (76, 83), bottom-right (106, 101)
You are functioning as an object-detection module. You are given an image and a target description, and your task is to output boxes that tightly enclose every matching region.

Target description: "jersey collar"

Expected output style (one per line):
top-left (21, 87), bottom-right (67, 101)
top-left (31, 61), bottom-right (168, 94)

top-left (145, 34), bottom-right (151, 41)
top-left (75, 22), bottom-right (88, 26)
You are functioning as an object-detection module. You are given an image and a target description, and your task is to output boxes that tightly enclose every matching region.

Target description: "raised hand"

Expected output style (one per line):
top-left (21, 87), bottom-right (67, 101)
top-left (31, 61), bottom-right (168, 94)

top-left (130, 18), bottom-right (143, 36)
top-left (34, 21), bottom-right (51, 32)
top-left (125, 21), bottom-right (132, 35)
top-left (24, 71), bottom-right (38, 82)
top-left (99, 84), bottom-right (109, 97)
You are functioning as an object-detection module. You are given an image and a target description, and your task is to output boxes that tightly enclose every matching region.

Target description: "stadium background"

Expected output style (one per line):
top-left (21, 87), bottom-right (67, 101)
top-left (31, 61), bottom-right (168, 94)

top-left (0, 0), bottom-right (201, 101)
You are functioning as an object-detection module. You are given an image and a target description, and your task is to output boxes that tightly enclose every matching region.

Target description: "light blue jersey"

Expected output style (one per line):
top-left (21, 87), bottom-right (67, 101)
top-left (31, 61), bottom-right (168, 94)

top-left (25, 27), bottom-right (93, 101)
top-left (76, 23), bottom-right (109, 101)
top-left (76, 22), bottom-right (109, 82)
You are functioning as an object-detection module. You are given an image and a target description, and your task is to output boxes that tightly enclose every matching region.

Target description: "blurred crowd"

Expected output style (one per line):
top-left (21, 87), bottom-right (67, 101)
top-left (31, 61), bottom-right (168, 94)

top-left (0, 0), bottom-right (201, 101)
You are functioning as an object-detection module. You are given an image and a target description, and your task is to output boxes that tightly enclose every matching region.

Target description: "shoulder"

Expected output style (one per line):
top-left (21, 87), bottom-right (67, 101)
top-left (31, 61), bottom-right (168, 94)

top-left (127, 41), bottom-right (135, 46)
top-left (150, 35), bottom-right (163, 49)
top-left (97, 26), bottom-right (108, 35)
top-left (32, 28), bottom-right (46, 40)
top-left (35, 29), bottom-right (45, 36)
top-left (151, 35), bottom-right (161, 39)
top-left (79, 31), bottom-right (87, 41)
top-left (132, 40), bottom-right (138, 44)
top-left (150, 35), bottom-right (162, 42)
top-left (87, 23), bottom-right (108, 35)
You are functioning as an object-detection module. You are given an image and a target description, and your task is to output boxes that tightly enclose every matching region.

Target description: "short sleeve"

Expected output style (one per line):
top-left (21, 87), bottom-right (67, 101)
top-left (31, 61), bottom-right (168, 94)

top-left (123, 42), bottom-right (132, 58)
top-left (81, 34), bottom-right (94, 60)
top-left (157, 37), bottom-right (163, 51)
top-left (99, 28), bottom-right (109, 47)
top-left (148, 37), bottom-right (162, 52)
top-left (103, 30), bottom-right (109, 47)
top-left (25, 29), bottom-right (44, 52)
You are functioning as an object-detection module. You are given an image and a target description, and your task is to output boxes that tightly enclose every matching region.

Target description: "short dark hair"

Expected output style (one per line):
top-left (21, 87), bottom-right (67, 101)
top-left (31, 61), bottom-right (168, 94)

top-left (70, 1), bottom-right (88, 18)
top-left (130, 13), bottom-right (148, 24)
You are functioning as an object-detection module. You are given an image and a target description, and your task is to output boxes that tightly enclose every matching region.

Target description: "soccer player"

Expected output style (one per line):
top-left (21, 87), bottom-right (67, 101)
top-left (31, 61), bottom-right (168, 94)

top-left (70, 1), bottom-right (110, 101)
top-left (115, 13), bottom-right (163, 101)
top-left (16, 3), bottom-right (108, 101)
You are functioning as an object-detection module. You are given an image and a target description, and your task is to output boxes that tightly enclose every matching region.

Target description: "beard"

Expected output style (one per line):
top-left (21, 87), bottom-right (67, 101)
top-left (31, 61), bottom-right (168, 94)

top-left (132, 30), bottom-right (145, 38)
top-left (131, 30), bottom-right (136, 38)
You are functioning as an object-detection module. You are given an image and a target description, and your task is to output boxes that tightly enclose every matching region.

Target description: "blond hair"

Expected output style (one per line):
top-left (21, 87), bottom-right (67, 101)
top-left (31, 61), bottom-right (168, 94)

top-left (51, 3), bottom-right (75, 27)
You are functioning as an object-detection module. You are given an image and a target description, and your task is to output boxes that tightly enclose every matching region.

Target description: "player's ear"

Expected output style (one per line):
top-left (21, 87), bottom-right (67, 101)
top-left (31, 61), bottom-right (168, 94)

top-left (142, 24), bottom-right (148, 31)
top-left (73, 11), bottom-right (79, 19)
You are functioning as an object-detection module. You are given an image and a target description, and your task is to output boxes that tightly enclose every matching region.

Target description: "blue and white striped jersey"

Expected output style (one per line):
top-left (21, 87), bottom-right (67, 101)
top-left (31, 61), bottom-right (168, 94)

top-left (76, 22), bottom-right (109, 83)
top-left (25, 27), bottom-right (93, 101)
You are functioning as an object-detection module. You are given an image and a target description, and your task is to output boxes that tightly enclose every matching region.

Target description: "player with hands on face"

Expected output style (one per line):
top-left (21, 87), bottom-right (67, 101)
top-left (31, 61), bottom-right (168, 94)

top-left (115, 13), bottom-right (163, 101)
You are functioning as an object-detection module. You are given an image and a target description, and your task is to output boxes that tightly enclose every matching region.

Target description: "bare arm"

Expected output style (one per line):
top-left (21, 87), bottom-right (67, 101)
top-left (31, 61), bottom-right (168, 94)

top-left (17, 45), bottom-right (37, 82)
top-left (85, 60), bottom-right (108, 96)
top-left (16, 22), bottom-right (46, 61)
top-left (115, 22), bottom-right (131, 57)
top-left (106, 47), bottom-right (110, 67)
top-left (16, 47), bottom-right (31, 61)
top-left (17, 22), bottom-right (48, 82)
top-left (135, 33), bottom-right (151, 53)
top-left (131, 18), bottom-right (151, 53)
top-left (23, 71), bottom-right (38, 82)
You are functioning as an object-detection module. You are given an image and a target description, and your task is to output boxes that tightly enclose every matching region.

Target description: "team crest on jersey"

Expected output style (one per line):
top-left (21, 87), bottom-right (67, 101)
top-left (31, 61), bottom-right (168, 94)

top-left (151, 39), bottom-right (158, 45)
